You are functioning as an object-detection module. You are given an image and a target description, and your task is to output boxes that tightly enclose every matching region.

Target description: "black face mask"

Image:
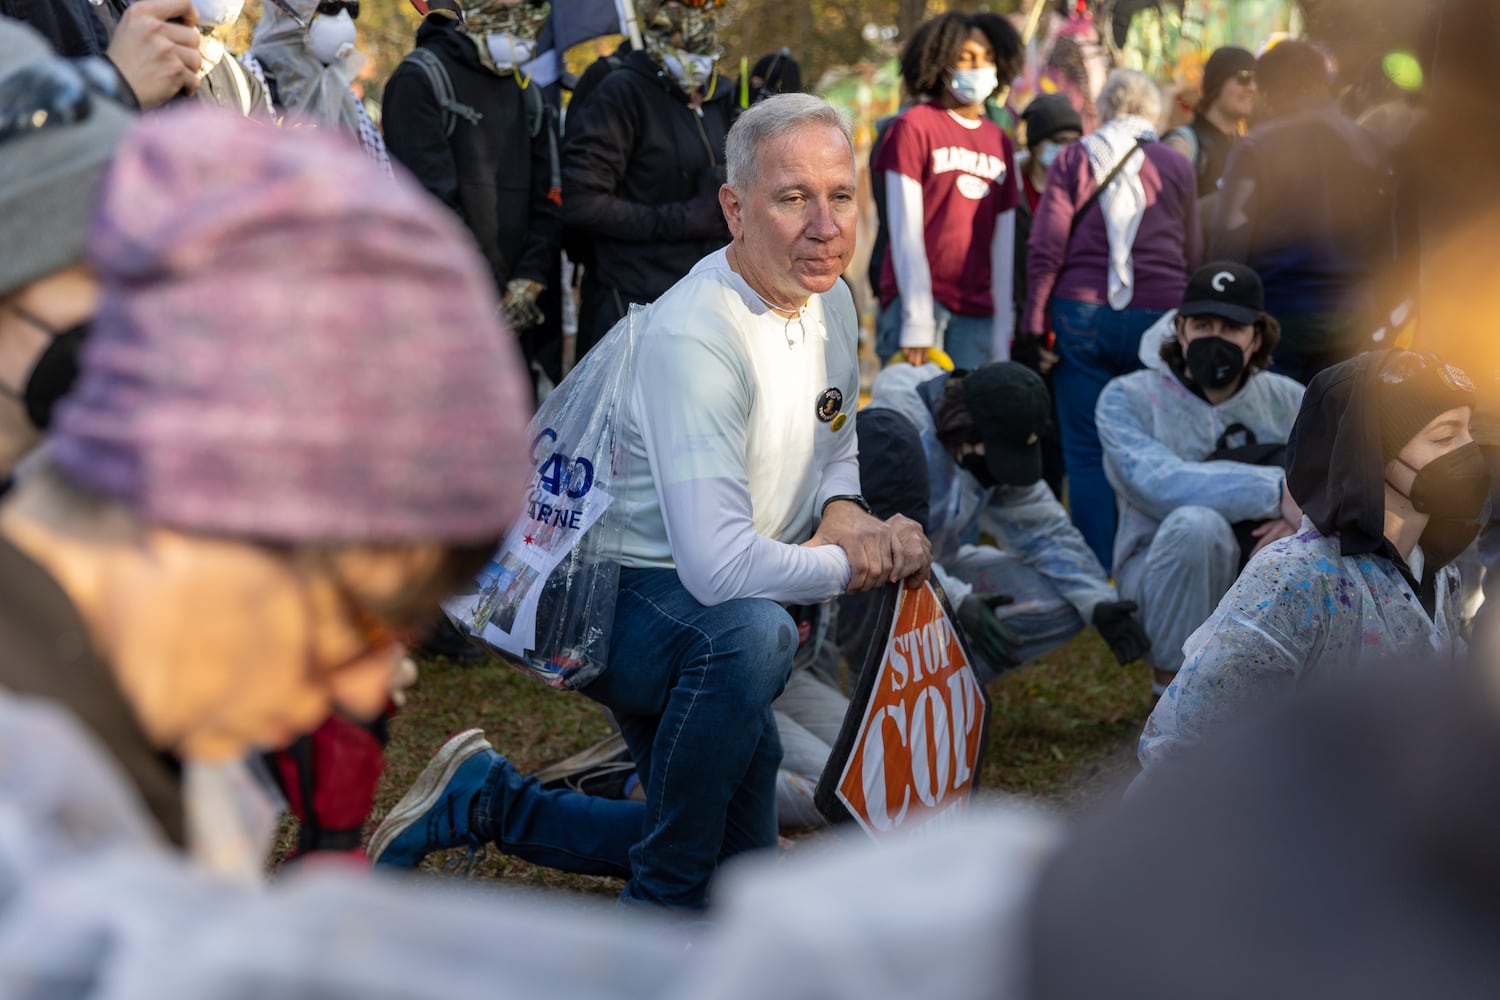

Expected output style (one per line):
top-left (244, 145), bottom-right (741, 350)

top-left (1390, 443), bottom-right (1492, 568)
top-left (1184, 335), bottom-right (1247, 391)
top-left (0, 308), bottom-right (86, 430)
top-left (959, 453), bottom-right (997, 489)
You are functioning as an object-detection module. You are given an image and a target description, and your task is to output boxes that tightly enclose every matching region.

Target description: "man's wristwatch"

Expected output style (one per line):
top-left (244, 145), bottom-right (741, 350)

top-left (822, 494), bottom-right (874, 517)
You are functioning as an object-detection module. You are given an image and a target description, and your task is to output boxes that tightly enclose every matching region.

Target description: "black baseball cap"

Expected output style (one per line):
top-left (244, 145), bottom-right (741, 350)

top-left (1021, 94), bottom-right (1083, 147)
top-left (1178, 261), bottom-right (1265, 326)
top-left (960, 362), bottom-right (1051, 487)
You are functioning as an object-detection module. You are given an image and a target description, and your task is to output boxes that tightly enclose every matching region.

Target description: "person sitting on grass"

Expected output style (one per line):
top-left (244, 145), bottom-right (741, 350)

top-left (1139, 349), bottom-right (1482, 772)
top-left (1097, 262), bottom-right (1305, 699)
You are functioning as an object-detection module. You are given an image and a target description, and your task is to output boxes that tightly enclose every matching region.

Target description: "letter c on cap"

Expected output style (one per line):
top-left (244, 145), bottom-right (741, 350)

top-left (1211, 271), bottom-right (1236, 292)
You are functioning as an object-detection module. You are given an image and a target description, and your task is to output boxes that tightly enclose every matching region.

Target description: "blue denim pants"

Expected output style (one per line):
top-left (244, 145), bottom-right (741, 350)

top-left (472, 756), bottom-right (644, 879)
top-left (581, 568), bottom-right (797, 909)
top-left (1049, 298), bottom-right (1163, 571)
top-left (876, 297), bottom-right (995, 371)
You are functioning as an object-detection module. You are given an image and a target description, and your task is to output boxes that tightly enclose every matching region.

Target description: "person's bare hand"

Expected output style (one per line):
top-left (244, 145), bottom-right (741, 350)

top-left (1279, 485), bottom-right (1303, 529)
top-left (804, 500), bottom-right (893, 592)
top-left (902, 346), bottom-right (929, 367)
top-left (1036, 344), bottom-right (1060, 375)
top-left (1249, 517), bottom-right (1297, 558)
top-left (886, 513), bottom-right (932, 588)
top-left (107, 0), bottom-right (202, 108)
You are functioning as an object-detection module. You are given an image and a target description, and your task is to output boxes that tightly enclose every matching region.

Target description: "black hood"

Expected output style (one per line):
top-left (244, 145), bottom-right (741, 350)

top-left (1285, 353), bottom-right (1388, 556)
top-left (416, 15), bottom-right (484, 72)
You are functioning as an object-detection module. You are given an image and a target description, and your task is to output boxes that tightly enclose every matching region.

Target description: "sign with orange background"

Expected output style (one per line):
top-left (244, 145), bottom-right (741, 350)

top-left (816, 581), bottom-right (990, 840)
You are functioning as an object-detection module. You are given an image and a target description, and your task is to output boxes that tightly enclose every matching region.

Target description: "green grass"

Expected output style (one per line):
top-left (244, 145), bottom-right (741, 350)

top-left (355, 630), bottom-right (1152, 893)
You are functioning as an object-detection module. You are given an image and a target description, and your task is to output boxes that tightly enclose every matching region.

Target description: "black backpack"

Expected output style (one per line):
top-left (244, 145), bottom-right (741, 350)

top-left (1208, 422), bottom-right (1289, 569)
top-left (404, 47), bottom-right (561, 203)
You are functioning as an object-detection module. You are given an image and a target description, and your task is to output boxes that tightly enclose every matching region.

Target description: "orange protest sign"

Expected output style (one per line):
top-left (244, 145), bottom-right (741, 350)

top-left (815, 581), bottom-right (989, 839)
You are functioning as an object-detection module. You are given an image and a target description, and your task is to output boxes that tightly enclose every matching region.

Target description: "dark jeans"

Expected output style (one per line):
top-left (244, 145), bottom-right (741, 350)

top-left (473, 755), bottom-right (643, 879)
top-left (1050, 298), bottom-right (1164, 572)
top-left (581, 568), bottom-right (796, 909)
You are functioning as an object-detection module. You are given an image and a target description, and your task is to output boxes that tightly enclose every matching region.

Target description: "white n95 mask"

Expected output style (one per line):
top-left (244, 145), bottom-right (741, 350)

top-left (659, 48), bottom-right (716, 91)
top-left (192, 0), bottom-right (245, 28)
top-left (307, 9), bottom-right (359, 65)
top-left (486, 33), bottom-right (536, 72)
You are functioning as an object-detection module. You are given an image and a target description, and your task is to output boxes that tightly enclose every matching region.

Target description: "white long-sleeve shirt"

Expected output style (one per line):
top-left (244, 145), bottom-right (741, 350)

top-left (615, 248), bottom-right (861, 605)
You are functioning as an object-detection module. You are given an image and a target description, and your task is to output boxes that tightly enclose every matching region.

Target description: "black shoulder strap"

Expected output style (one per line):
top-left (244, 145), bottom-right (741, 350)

top-left (406, 47), bottom-right (482, 137)
top-left (1067, 139), bottom-right (1147, 242)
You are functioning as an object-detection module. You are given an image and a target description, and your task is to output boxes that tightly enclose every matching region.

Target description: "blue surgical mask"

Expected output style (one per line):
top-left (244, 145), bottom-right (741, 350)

top-left (1038, 141), bottom-right (1062, 168)
top-left (949, 66), bottom-right (998, 106)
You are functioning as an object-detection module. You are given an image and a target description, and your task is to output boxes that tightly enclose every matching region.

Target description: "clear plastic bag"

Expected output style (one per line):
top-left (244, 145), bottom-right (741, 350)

top-left (443, 308), bottom-right (640, 689)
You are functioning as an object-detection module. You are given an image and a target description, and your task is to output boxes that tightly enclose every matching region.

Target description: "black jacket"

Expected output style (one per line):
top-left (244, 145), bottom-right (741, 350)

top-left (383, 17), bottom-right (561, 294)
top-left (0, 0), bottom-right (114, 56)
top-left (560, 49), bottom-right (735, 302)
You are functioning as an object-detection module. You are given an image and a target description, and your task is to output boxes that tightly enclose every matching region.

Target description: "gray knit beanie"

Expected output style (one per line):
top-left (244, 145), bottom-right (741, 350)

top-left (0, 17), bottom-right (133, 297)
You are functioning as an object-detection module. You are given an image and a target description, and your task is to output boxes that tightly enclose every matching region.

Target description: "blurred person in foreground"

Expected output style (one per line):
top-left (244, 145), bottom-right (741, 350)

top-left (0, 0), bottom-right (201, 107)
top-left (245, 0), bottom-right (390, 169)
top-left (1098, 262), bottom-right (1305, 698)
top-left (0, 20), bottom-right (135, 483)
top-left (1208, 39), bottom-right (1390, 384)
top-left (1138, 349), bottom-right (1479, 771)
top-left (1023, 68), bottom-right (1200, 571)
top-left (0, 98), bottom-right (650, 899)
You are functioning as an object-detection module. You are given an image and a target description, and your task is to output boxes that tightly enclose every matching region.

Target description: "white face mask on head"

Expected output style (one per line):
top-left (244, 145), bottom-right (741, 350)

top-left (948, 66), bottom-right (998, 106)
top-left (486, 33), bottom-right (536, 72)
top-left (659, 47), bottom-right (716, 92)
top-left (193, 0), bottom-right (245, 27)
top-left (307, 10), bottom-right (359, 65)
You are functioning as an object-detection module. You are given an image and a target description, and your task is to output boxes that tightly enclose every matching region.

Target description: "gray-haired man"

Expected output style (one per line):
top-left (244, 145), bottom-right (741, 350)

top-left (577, 94), bottom-right (931, 909)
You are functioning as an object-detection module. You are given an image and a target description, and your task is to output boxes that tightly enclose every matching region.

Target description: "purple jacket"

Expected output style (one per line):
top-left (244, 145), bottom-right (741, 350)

top-left (1022, 140), bottom-right (1200, 334)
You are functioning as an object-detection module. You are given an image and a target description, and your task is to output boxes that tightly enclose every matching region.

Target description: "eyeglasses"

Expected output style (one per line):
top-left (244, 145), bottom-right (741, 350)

top-left (0, 57), bottom-right (127, 150)
top-left (316, 0), bottom-right (360, 17)
top-left (674, 0), bottom-right (727, 9)
top-left (1378, 351), bottom-right (1475, 393)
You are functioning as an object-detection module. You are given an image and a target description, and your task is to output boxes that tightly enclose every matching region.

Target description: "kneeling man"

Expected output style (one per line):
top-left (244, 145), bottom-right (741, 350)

top-left (585, 94), bottom-right (931, 908)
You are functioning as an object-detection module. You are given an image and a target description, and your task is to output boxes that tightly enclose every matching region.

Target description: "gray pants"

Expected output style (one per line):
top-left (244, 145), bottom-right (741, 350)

top-left (1116, 506), bottom-right (1240, 682)
top-left (772, 669), bottom-right (850, 831)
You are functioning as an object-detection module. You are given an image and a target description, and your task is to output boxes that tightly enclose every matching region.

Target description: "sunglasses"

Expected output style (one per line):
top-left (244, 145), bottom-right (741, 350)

top-left (1379, 351), bottom-right (1475, 393)
top-left (266, 0), bottom-right (358, 29)
top-left (674, 0), bottom-right (727, 9)
top-left (0, 57), bottom-right (127, 150)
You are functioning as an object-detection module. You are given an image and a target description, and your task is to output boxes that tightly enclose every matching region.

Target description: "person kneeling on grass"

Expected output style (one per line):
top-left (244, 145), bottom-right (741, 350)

top-left (1138, 349), bottom-right (1482, 772)
top-left (1097, 262), bottom-right (1306, 699)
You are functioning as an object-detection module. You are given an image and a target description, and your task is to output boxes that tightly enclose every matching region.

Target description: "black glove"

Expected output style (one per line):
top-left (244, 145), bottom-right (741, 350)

top-left (1092, 600), bottom-right (1151, 665)
top-left (1012, 331), bottom-right (1048, 372)
top-left (957, 593), bottom-right (1021, 672)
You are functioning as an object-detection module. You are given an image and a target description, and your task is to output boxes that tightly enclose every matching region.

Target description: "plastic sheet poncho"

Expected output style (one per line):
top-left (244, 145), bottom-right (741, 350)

top-left (1139, 353), bottom-right (1469, 771)
top-left (248, 0), bottom-right (364, 135)
top-left (1098, 311), bottom-right (1307, 579)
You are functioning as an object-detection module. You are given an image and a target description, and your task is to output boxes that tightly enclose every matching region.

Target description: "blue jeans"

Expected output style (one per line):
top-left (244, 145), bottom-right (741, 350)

top-left (581, 568), bottom-right (796, 909)
top-left (876, 297), bottom-right (994, 371)
top-left (1050, 298), bottom-right (1163, 571)
top-left (473, 756), bottom-right (644, 879)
